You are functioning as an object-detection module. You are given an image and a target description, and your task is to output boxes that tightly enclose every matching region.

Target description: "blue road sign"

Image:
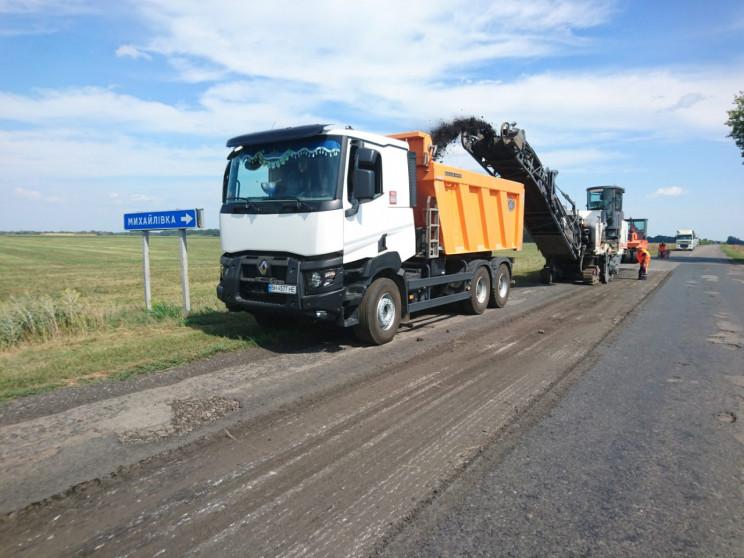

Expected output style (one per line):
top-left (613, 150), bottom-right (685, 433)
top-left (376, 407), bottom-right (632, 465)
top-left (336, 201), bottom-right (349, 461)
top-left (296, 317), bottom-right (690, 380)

top-left (124, 209), bottom-right (201, 231)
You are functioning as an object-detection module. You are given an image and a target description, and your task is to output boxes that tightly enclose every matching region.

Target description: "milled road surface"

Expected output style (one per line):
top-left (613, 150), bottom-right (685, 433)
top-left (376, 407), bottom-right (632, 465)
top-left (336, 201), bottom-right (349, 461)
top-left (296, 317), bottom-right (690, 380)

top-left (1, 258), bottom-right (672, 556)
top-left (382, 244), bottom-right (744, 556)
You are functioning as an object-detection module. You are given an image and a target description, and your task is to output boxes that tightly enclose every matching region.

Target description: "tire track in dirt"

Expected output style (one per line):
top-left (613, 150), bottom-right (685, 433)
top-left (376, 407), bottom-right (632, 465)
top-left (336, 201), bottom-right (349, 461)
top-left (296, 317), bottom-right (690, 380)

top-left (1, 269), bottom-right (665, 557)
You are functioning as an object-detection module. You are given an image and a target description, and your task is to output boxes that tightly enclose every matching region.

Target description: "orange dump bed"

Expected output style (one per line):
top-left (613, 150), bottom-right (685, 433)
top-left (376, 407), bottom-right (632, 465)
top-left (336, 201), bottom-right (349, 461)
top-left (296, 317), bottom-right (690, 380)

top-left (390, 132), bottom-right (524, 255)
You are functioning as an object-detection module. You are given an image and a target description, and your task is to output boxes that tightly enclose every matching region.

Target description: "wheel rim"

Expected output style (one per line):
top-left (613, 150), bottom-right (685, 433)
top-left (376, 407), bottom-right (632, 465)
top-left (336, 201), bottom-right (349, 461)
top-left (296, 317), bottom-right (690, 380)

top-left (377, 294), bottom-right (396, 331)
top-left (497, 273), bottom-right (508, 297)
top-left (476, 275), bottom-right (489, 304)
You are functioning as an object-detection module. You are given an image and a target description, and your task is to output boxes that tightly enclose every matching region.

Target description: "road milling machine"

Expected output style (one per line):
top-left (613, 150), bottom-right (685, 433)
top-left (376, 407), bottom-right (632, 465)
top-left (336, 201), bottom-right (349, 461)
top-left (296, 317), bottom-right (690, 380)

top-left (460, 122), bottom-right (628, 285)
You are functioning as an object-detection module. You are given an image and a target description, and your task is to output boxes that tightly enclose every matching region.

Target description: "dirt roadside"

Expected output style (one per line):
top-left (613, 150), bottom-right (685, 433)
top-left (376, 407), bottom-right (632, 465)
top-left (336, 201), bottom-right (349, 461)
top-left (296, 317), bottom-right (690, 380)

top-left (0, 262), bottom-right (673, 556)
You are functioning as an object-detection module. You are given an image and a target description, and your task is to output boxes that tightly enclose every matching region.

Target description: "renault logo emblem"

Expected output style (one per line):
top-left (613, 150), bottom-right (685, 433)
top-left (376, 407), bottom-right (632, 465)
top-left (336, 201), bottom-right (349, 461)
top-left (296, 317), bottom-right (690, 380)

top-left (258, 260), bottom-right (269, 276)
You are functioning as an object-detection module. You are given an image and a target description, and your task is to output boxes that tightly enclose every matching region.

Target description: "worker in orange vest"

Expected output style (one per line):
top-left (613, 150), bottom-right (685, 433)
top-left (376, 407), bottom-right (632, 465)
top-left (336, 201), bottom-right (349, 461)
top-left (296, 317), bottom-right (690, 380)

top-left (637, 246), bottom-right (651, 280)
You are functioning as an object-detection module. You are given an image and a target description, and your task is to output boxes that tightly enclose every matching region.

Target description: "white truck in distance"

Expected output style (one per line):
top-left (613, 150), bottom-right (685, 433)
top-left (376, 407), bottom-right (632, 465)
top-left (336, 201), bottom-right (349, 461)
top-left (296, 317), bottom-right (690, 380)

top-left (675, 229), bottom-right (698, 250)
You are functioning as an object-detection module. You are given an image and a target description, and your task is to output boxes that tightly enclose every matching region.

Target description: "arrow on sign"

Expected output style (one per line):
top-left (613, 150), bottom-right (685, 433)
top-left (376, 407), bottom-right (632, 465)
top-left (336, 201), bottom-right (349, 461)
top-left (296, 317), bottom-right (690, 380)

top-left (181, 213), bottom-right (193, 225)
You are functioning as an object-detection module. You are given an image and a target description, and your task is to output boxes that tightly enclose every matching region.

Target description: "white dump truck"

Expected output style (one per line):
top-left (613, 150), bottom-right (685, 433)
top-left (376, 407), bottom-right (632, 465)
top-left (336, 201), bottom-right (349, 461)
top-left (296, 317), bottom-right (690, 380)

top-left (217, 124), bottom-right (525, 344)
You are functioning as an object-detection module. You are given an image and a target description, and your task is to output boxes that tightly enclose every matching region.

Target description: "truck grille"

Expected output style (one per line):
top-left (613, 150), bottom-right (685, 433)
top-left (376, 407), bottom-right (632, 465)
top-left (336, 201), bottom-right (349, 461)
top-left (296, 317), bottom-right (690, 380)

top-left (241, 257), bottom-right (287, 281)
top-left (237, 256), bottom-right (297, 306)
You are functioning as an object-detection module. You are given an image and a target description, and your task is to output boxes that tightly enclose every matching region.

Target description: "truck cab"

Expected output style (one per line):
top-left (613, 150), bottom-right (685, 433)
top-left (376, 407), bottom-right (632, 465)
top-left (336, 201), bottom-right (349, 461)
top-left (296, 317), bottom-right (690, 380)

top-left (625, 218), bottom-right (648, 242)
top-left (583, 186), bottom-right (625, 243)
top-left (675, 229), bottom-right (697, 250)
top-left (576, 186), bottom-right (627, 283)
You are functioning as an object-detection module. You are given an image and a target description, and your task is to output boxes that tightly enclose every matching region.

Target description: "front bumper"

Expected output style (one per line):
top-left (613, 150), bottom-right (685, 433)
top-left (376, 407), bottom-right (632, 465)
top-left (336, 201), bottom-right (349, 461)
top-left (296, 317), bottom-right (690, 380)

top-left (217, 253), bottom-right (344, 321)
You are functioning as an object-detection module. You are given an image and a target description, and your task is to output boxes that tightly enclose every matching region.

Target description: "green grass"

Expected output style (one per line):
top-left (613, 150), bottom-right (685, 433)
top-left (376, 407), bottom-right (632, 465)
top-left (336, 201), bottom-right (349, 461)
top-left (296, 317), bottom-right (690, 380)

top-left (0, 235), bottom-right (221, 307)
top-left (0, 235), bottom-right (545, 402)
top-left (494, 243), bottom-right (544, 284)
top-left (721, 244), bottom-right (744, 263)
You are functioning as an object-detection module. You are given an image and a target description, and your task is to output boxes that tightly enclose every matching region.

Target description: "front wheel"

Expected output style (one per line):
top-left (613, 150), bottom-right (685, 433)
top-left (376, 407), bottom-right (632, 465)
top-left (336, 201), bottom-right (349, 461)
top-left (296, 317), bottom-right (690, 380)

top-left (489, 263), bottom-right (511, 308)
top-left (353, 278), bottom-right (401, 345)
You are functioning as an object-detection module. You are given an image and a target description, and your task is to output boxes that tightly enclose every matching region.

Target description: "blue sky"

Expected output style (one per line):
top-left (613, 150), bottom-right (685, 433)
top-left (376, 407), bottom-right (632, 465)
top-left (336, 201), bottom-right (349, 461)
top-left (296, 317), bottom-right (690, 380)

top-left (1, 0), bottom-right (743, 240)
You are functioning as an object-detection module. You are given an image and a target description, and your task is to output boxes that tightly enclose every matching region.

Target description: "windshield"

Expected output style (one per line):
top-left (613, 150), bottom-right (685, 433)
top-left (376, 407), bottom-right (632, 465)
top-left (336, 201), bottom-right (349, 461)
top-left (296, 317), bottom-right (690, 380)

top-left (677, 234), bottom-right (692, 240)
top-left (627, 219), bottom-right (646, 232)
top-left (587, 190), bottom-right (604, 210)
top-left (226, 136), bottom-right (342, 203)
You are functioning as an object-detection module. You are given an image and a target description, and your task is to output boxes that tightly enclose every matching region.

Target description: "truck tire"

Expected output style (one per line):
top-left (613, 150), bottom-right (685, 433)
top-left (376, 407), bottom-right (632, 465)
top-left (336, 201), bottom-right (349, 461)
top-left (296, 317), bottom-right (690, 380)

top-left (353, 278), bottom-right (401, 345)
top-left (539, 266), bottom-right (552, 285)
top-left (462, 266), bottom-right (491, 315)
top-left (489, 263), bottom-right (511, 308)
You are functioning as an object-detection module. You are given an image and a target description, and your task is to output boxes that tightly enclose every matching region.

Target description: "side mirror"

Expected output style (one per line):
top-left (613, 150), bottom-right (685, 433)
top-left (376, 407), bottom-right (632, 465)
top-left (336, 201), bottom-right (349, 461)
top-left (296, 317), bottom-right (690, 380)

top-left (346, 147), bottom-right (379, 217)
top-left (352, 147), bottom-right (378, 201)
top-left (353, 167), bottom-right (376, 200)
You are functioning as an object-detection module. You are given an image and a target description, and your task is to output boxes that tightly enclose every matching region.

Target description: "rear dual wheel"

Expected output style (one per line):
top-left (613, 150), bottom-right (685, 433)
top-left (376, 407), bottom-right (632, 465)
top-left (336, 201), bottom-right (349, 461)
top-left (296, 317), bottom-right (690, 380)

top-left (462, 266), bottom-right (491, 315)
top-left (489, 263), bottom-right (510, 308)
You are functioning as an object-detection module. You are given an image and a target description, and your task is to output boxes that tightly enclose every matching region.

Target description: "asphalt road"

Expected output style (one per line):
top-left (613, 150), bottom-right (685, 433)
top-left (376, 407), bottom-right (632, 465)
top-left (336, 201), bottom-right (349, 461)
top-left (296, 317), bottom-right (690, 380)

top-left (0, 246), bottom-right (741, 557)
top-left (381, 244), bottom-right (744, 557)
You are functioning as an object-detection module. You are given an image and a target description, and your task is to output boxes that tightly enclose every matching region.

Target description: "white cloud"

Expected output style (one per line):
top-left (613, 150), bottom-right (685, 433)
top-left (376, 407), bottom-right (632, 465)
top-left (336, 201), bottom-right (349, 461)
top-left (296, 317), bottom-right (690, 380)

top-left (0, 88), bottom-right (198, 133)
top-left (0, 0), bottom-right (739, 148)
top-left (650, 187), bottom-right (685, 197)
top-left (1, 63), bottom-right (739, 145)
top-left (120, 0), bottom-right (611, 109)
top-left (0, 129), bottom-right (223, 183)
top-left (14, 187), bottom-right (42, 200)
top-left (115, 44), bottom-right (152, 61)
top-left (12, 187), bottom-right (65, 203)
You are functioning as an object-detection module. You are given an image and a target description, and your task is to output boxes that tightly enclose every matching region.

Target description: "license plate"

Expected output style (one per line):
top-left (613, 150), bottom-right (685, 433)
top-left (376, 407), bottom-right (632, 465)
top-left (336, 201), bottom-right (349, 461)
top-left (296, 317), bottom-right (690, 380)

top-left (268, 283), bottom-right (296, 294)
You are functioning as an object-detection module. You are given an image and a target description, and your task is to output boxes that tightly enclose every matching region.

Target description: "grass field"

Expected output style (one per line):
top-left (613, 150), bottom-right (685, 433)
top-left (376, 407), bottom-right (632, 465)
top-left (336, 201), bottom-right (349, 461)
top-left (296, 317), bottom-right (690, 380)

top-left (0, 235), bottom-right (544, 402)
top-left (721, 244), bottom-right (744, 263)
top-left (0, 235), bottom-right (267, 401)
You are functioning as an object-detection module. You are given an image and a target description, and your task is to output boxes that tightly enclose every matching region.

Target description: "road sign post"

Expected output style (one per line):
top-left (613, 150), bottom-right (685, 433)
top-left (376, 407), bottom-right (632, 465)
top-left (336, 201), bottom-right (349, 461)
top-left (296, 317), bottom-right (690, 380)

top-left (124, 209), bottom-right (204, 313)
top-left (142, 230), bottom-right (152, 311)
top-left (178, 229), bottom-right (190, 312)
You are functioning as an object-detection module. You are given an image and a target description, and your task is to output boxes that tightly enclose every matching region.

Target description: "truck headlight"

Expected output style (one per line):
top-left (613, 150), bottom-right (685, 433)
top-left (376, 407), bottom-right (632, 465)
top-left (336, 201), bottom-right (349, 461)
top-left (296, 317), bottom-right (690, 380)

top-left (306, 269), bottom-right (338, 291)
